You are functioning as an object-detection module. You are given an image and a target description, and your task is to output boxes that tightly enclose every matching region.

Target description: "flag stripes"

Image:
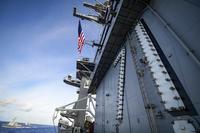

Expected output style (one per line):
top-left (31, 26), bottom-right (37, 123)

top-left (78, 20), bottom-right (85, 53)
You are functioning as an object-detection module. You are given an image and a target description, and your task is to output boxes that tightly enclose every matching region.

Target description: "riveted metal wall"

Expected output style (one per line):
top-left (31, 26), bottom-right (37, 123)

top-left (94, 60), bottom-right (119, 133)
top-left (143, 0), bottom-right (200, 116)
top-left (94, 44), bottom-right (153, 133)
top-left (127, 24), bottom-right (177, 133)
top-left (94, 0), bottom-right (200, 132)
top-left (122, 42), bottom-right (152, 133)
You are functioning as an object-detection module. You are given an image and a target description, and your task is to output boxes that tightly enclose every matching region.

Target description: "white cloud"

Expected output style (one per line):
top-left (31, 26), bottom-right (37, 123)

top-left (0, 98), bottom-right (16, 107)
top-left (0, 53), bottom-right (78, 124)
top-left (0, 98), bottom-right (33, 112)
top-left (0, 79), bottom-right (79, 124)
top-left (0, 21), bottom-right (78, 124)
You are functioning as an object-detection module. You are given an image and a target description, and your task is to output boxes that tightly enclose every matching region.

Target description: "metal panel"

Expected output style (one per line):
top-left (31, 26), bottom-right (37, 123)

top-left (150, 0), bottom-right (200, 60)
top-left (104, 62), bottom-right (119, 133)
top-left (124, 43), bottom-right (152, 133)
top-left (94, 0), bottom-right (200, 132)
top-left (94, 58), bottom-right (119, 133)
top-left (134, 22), bottom-right (185, 111)
top-left (128, 25), bottom-right (176, 133)
top-left (94, 81), bottom-right (104, 132)
top-left (143, 1), bottom-right (200, 115)
top-left (172, 120), bottom-right (196, 133)
top-left (113, 47), bottom-right (126, 120)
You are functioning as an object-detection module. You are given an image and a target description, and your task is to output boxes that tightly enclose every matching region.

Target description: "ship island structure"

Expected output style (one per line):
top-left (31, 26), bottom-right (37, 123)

top-left (53, 0), bottom-right (200, 133)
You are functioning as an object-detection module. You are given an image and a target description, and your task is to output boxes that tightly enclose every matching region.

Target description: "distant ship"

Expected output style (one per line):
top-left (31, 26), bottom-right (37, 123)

top-left (2, 118), bottom-right (30, 128)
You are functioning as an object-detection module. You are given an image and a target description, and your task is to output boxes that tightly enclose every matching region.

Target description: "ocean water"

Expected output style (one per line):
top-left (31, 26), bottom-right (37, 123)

top-left (0, 121), bottom-right (57, 133)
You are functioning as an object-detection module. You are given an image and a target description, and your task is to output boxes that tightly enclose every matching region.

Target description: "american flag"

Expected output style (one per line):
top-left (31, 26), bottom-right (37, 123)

top-left (78, 20), bottom-right (85, 53)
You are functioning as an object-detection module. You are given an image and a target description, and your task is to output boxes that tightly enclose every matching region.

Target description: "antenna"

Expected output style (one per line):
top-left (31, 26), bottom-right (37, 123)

top-left (85, 40), bottom-right (102, 49)
top-left (73, 1), bottom-right (112, 24)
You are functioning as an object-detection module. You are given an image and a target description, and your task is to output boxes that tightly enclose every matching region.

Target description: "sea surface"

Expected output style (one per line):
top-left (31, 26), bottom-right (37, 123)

top-left (0, 121), bottom-right (57, 133)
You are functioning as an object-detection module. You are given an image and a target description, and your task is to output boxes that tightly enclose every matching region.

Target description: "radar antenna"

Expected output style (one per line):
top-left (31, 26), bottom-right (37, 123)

top-left (73, 0), bottom-right (112, 24)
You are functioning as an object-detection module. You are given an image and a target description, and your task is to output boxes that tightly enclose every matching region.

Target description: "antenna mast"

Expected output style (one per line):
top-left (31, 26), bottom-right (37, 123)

top-left (73, 0), bottom-right (112, 24)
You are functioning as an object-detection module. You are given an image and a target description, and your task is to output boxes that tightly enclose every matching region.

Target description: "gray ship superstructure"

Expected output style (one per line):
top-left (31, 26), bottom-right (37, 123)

top-left (54, 58), bottom-right (95, 133)
top-left (55, 0), bottom-right (200, 132)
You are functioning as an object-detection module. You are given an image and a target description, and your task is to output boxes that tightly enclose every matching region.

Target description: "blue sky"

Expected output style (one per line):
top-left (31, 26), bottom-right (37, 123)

top-left (0, 0), bottom-right (102, 124)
